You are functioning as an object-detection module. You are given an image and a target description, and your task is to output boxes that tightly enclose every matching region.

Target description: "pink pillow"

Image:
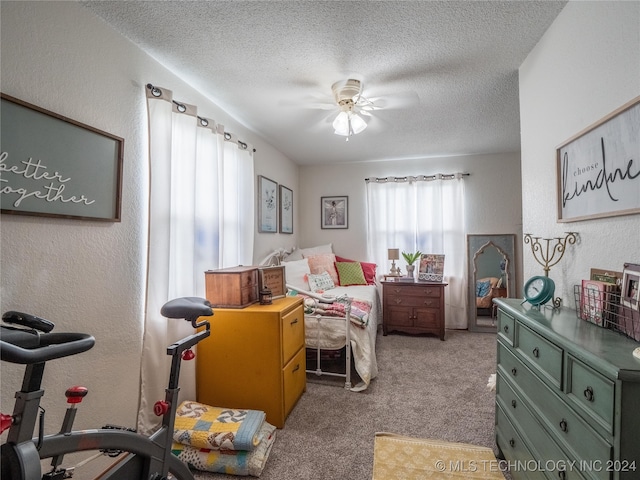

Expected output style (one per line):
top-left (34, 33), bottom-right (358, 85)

top-left (335, 255), bottom-right (377, 285)
top-left (306, 253), bottom-right (339, 286)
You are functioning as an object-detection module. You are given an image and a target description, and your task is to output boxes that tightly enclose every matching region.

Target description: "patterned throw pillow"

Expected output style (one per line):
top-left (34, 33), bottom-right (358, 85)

top-left (476, 280), bottom-right (491, 297)
top-left (308, 271), bottom-right (335, 292)
top-left (305, 253), bottom-right (339, 285)
top-left (335, 261), bottom-right (368, 286)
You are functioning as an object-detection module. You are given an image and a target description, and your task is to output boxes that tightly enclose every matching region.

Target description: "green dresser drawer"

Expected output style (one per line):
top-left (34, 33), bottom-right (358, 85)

top-left (498, 344), bottom-right (611, 480)
top-left (516, 322), bottom-right (563, 389)
top-left (496, 405), bottom-right (546, 480)
top-left (566, 355), bottom-right (615, 437)
top-left (496, 399), bottom-right (586, 480)
top-left (498, 309), bottom-right (515, 345)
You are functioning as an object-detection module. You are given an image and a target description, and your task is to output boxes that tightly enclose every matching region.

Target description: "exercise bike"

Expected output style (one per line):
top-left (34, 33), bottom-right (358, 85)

top-left (0, 296), bottom-right (213, 480)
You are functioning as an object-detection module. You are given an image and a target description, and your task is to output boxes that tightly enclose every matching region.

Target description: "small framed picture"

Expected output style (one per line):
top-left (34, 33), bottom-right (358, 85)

top-left (321, 196), bottom-right (348, 229)
top-left (258, 175), bottom-right (277, 233)
top-left (418, 254), bottom-right (445, 282)
top-left (621, 263), bottom-right (640, 309)
top-left (279, 185), bottom-right (293, 234)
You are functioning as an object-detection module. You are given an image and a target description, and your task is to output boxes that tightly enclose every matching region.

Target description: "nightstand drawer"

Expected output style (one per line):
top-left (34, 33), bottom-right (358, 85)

top-left (282, 305), bottom-right (304, 364)
top-left (386, 295), bottom-right (440, 308)
top-left (567, 355), bottom-right (614, 436)
top-left (385, 285), bottom-right (442, 298)
top-left (516, 322), bottom-right (563, 389)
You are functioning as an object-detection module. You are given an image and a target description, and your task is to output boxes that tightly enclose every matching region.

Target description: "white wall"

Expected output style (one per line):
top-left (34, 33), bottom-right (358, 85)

top-left (0, 0), bottom-right (298, 444)
top-left (298, 152), bottom-right (524, 286)
top-left (519, 1), bottom-right (640, 306)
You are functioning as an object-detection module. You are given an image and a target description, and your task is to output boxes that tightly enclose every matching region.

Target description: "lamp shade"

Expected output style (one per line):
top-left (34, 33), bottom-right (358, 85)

top-left (333, 111), bottom-right (367, 137)
top-left (388, 248), bottom-right (400, 260)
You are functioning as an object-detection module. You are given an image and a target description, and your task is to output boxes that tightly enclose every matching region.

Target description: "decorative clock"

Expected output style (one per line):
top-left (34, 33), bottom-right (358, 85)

top-left (523, 275), bottom-right (555, 308)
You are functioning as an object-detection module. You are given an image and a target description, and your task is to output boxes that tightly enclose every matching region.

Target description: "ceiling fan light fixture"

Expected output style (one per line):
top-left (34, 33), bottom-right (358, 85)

top-left (333, 111), bottom-right (367, 138)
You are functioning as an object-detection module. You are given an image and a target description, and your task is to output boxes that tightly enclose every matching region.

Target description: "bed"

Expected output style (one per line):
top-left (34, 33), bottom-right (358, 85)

top-left (476, 276), bottom-right (501, 310)
top-left (259, 245), bottom-right (380, 392)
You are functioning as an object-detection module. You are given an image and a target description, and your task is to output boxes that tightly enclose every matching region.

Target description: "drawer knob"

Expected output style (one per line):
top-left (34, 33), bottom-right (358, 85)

top-left (290, 318), bottom-right (299, 325)
top-left (511, 399), bottom-right (517, 409)
top-left (509, 438), bottom-right (515, 447)
top-left (511, 367), bottom-right (517, 376)
top-left (584, 386), bottom-right (594, 402)
top-left (532, 347), bottom-right (540, 358)
top-left (292, 364), bottom-right (300, 373)
top-left (559, 419), bottom-right (568, 432)
top-left (503, 325), bottom-right (509, 333)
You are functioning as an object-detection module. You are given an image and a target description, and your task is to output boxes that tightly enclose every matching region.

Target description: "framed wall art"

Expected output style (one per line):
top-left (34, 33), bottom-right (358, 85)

top-left (0, 93), bottom-right (123, 221)
top-left (279, 184), bottom-right (293, 234)
top-left (556, 96), bottom-right (640, 223)
top-left (321, 195), bottom-right (348, 229)
top-left (258, 175), bottom-right (277, 233)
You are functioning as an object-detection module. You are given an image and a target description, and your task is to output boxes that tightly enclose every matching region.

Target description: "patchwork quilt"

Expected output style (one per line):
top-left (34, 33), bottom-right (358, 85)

top-left (173, 401), bottom-right (266, 451)
top-left (301, 296), bottom-right (372, 328)
top-left (172, 421), bottom-right (276, 476)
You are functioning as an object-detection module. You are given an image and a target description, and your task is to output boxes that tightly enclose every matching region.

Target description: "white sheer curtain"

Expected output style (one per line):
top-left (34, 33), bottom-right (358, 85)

top-left (366, 174), bottom-right (467, 329)
top-left (139, 86), bottom-right (254, 434)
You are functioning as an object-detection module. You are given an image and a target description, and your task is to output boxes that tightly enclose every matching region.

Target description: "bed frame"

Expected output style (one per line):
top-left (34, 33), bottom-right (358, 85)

top-left (304, 295), bottom-right (353, 389)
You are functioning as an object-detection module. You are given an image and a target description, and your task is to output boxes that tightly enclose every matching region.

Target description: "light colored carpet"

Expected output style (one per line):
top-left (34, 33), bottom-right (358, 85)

top-left (193, 329), bottom-right (502, 480)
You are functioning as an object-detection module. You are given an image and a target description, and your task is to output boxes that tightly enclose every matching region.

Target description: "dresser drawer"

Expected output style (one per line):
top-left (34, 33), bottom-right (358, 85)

top-left (566, 355), bottom-right (615, 436)
top-left (496, 403), bottom-right (585, 480)
top-left (499, 345), bottom-right (611, 480)
top-left (385, 284), bottom-right (442, 298)
top-left (282, 305), bottom-right (304, 364)
top-left (496, 405), bottom-right (545, 480)
top-left (283, 347), bottom-right (306, 417)
top-left (386, 294), bottom-right (440, 308)
top-left (498, 309), bottom-right (515, 345)
top-left (516, 322), bottom-right (563, 389)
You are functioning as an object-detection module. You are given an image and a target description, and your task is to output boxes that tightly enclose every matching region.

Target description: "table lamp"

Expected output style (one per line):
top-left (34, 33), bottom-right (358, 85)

top-left (388, 248), bottom-right (401, 276)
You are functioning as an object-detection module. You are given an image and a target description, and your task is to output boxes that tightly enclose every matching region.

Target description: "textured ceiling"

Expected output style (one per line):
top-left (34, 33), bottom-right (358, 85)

top-left (82, 1), bottom-right (567, 165)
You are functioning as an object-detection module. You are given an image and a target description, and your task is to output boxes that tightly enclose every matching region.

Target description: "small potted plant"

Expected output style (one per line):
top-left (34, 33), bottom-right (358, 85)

top-left (402, 251), bottom-right (422, 278)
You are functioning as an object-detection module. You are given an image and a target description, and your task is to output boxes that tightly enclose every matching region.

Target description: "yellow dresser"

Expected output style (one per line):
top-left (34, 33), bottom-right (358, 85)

top-left (196, 296), bottom-right (306, 428)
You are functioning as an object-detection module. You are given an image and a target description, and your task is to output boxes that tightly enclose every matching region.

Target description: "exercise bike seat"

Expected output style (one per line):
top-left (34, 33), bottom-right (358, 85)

top-left (161, 297), bottom-right (213, 320)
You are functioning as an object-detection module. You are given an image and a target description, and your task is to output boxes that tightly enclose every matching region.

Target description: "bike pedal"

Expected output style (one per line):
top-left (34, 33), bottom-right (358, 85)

top-left (43, 467), bottom-right (74, 479)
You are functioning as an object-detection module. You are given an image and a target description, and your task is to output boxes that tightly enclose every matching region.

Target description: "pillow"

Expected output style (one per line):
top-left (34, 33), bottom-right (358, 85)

top-left (308, 271), bottom-right (336, 293)
top-left (335, 261), bottom-right (368, 286)
top-left (335, 255), bottom-right (377, 285)
top-left (282, 258), bottom-right (311, 291)
top-left (300, 243), bottom-right (333, 257)
top-left (306, 253), bottom-right (339, 285)
top-left (476, 280), bottom-right (491, 298)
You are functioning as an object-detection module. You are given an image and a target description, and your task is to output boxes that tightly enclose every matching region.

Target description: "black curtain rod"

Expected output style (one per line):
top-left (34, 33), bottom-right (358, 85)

top-left (146, 83), bottom-right (256, 153)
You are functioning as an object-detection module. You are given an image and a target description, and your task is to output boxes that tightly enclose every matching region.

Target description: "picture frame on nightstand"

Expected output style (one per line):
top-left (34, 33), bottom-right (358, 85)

top-left (418, 254), bottom-right (445, 282)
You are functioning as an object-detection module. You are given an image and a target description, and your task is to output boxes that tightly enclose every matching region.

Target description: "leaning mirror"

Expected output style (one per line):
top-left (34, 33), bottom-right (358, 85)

top-left (467, 234), bottom-right (516, 332)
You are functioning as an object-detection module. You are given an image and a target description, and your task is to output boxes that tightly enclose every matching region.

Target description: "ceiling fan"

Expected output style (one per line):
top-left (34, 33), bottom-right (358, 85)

top-left (322, 78), bottom-right (419, 140)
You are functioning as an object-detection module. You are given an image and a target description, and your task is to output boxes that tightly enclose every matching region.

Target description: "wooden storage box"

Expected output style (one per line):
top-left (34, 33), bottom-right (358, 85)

top-left (205, 266), bottom-right (258, 308)
top-left (258, 265), bottom-right (286, 299)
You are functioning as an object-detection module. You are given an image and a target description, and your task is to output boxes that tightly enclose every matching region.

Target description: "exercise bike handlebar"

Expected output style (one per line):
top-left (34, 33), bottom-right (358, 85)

top-left (0, 329), bottom-right (95, 365)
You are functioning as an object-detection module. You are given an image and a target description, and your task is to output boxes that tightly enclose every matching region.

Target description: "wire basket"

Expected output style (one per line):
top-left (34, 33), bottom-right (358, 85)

top-left (574, 284), bottom-right (640, 342)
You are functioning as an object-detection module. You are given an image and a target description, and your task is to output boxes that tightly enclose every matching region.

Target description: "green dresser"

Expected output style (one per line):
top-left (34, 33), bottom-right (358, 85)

top-left (494, 299), bottom-right (640, 480)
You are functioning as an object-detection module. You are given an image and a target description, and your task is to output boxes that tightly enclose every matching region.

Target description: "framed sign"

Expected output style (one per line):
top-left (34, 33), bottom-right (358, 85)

top-left (418, 254), bottom-right (445, 282)
top-left (258, 175), bottom-right (277, 233)
top-left (279, 184), bottom-right (293, 234)
top-left (1, 94), bottom-right (123, 221)
top-left (556, 96), bottom-right (640, 223)
top-left (321, 195), bottom-right (348, 229)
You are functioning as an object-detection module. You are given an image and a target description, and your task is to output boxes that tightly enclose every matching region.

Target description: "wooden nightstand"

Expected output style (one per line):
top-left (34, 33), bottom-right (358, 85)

top-left (382, 281), bottom-right (447, 340)
top-left (196, 296), bottom-right (305, 428)
top-left (490, 286), bottom-right (507, 320)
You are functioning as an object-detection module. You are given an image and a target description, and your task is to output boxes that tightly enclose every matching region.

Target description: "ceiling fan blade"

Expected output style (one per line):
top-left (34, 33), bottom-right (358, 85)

top-left (366, 91), bottom-right (420, 110)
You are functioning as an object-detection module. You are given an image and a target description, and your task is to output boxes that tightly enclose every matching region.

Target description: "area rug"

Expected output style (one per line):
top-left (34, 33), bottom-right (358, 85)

top-left (372, 432), bottom-right (505, 479)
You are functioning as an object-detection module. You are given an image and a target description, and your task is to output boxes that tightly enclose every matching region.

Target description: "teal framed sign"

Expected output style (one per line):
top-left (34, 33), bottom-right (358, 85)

top-left (1, 94), bottom-right (123, 221)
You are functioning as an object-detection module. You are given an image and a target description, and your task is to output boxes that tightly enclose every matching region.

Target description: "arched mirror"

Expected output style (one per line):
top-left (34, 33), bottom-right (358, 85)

top-left (467, 234), bottom-right (516, 332)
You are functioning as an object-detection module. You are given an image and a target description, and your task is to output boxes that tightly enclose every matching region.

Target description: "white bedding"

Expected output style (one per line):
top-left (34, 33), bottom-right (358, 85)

top-left (302, 284), bottom-right (380, 391)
